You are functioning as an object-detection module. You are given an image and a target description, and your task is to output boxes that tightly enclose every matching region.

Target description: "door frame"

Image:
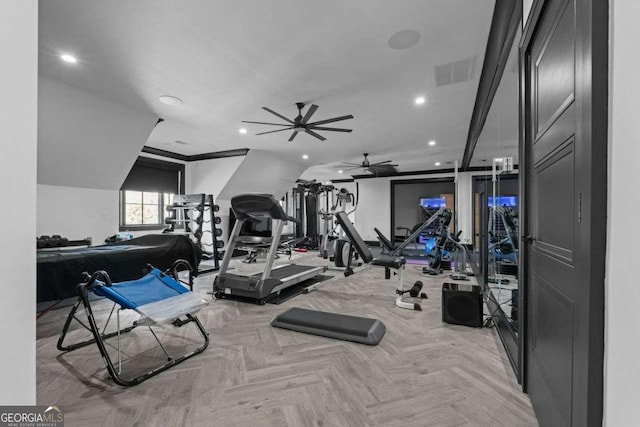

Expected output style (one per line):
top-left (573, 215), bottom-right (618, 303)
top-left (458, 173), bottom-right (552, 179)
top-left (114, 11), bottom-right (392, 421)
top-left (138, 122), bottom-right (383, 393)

top-left (519, 0), bottom-right (608, 424)
top-left (389, 177), bottom-right (456, 243)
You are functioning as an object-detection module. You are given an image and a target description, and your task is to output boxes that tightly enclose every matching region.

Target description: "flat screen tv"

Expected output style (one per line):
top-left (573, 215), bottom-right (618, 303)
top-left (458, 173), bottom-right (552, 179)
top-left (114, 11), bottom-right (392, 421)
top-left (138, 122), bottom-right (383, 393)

top-left (228, 208), bottom-right (272, 238)
top-left (419, 197), bottom-right (447, 209)
top-left (488, 195), bottom-right (518, 208)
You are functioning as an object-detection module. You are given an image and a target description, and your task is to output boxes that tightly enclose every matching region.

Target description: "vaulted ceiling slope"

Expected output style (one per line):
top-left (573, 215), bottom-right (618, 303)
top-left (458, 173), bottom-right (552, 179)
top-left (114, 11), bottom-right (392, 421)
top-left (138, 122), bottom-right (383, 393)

top-left (39, 0), bottom-right (494, 180)
top-left (38, 76), bottom-right (158, 189)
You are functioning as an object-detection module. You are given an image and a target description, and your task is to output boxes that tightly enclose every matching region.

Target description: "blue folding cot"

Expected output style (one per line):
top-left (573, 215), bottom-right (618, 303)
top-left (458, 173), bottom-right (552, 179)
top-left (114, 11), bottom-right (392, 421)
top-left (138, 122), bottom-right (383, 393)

top-left (57, 260), bottom-right (209, 386)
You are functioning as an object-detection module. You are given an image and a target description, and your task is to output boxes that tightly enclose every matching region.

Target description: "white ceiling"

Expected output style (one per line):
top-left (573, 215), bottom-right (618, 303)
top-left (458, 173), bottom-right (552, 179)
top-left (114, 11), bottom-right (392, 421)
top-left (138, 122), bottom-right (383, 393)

top-left (39, 0), bottom-right (495, 179)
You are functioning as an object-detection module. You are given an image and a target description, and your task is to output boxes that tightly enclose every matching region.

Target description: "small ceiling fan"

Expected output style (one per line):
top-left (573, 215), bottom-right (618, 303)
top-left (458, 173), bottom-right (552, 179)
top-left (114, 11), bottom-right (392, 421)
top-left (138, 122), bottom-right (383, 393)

top-left (242, 102), bottom-right (353, 142)
top-left (337, 153), bottom-right (398, 175)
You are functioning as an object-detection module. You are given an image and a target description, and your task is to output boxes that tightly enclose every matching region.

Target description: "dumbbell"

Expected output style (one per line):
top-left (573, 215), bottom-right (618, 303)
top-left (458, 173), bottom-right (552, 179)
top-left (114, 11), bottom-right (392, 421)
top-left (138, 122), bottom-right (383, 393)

top-left (37, 235), bottom-right (51, 249)
top-left (213, 204), bottom-right (220, 212)
top-left (214, 217), bottom-right (222, 224)
top-left (216, 241), bottom-right (224, 249)
top-left (409, 281), bottom-right (428, 299)
top-left (215, 229), bottom-right (223, 237)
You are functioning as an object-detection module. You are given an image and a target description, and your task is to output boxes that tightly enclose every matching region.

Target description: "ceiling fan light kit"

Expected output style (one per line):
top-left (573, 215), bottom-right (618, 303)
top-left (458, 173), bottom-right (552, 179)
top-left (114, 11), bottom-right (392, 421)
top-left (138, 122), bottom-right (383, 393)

top-left (242, 103), bottom-right (354, 142)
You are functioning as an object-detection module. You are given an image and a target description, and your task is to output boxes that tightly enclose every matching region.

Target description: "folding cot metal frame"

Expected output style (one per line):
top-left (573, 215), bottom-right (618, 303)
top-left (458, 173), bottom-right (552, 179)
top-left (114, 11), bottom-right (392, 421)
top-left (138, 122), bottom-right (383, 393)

top-left (57, 260), bottom-right (209, 387)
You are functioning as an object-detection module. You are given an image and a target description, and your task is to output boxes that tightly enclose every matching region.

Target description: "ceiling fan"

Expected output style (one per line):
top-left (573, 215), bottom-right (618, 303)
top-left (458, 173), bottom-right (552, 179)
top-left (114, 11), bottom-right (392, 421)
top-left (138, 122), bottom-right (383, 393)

top-left (337, 153), bottom-right (398, 175)
top-left (242, 102), bottom-right (353, 142)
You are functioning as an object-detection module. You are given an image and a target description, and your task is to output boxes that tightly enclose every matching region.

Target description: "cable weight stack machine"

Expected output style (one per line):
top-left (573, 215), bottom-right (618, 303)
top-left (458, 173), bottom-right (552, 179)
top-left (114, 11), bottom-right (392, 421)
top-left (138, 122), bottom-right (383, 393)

top-left (164, 193), bottom-right (223, 274)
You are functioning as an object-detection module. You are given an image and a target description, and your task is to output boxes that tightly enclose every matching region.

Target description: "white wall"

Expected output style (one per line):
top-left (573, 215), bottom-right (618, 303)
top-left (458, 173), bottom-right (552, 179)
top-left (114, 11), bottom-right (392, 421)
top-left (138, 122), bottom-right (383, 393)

top-left (355, 177), bottom-right (392, 241)
top-left (218, 150), bottom-right (306, 201)
top-left (523, 0), bottom-right (534, 27)
top-left (38, 76), bottom-right (158, 189)
top-left (187, 156), bottom-right (245, 199)
top-left (37, 184), bottom-right (120, 243)
top-left (604, 1), bottom-right (640, 425)
top-left (0, 0), bottom-right (37, 405)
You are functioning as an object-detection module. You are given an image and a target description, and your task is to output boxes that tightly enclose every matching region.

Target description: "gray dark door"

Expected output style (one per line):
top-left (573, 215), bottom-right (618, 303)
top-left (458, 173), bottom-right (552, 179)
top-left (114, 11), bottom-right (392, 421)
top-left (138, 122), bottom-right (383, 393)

top-left (522, 0), bottom-right (606, 425)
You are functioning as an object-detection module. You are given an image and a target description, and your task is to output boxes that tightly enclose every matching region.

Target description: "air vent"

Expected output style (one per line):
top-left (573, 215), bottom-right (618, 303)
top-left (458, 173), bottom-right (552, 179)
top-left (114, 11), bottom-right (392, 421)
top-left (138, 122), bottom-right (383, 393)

top-left (434, 56), bottom-right (477, 87)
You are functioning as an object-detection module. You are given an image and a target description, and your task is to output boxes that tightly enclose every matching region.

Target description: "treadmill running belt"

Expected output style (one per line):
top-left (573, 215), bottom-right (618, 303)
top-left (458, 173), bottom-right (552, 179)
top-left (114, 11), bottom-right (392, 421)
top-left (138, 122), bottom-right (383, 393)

top-left (251, 264), bottom-right (318, 279)
top-left (271, 307), bottom-right (386, 345)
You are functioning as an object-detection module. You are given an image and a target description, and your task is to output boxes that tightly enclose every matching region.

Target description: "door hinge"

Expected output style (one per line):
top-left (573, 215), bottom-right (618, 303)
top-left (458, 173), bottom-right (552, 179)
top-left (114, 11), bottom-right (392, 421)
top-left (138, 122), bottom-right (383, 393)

top-left (577, 193), bottom-right (582, 222)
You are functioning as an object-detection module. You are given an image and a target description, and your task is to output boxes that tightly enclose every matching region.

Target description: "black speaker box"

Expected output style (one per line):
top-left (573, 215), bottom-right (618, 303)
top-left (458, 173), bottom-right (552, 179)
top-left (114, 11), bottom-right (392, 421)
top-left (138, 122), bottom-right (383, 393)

top-left (442, 282), bottom-right (483, 328)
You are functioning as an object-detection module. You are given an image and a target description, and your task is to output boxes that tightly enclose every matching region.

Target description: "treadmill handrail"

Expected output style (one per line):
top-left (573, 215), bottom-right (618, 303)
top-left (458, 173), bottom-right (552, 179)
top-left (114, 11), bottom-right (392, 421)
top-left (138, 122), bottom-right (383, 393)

top-left (231, 194), bottom-right (289, 220)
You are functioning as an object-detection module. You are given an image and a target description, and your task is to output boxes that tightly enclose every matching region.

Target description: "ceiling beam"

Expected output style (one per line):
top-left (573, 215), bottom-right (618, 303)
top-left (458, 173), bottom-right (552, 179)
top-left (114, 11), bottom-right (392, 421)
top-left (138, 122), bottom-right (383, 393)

top-left (141, 146), bottom-right (249, 162)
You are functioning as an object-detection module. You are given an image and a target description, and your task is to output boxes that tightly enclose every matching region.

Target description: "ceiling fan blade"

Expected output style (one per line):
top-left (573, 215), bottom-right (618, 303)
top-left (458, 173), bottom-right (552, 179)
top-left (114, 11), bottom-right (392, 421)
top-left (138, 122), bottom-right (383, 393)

top-left (309, 126), bottom-right (352, 133)
top-left (288, 131), bottom-right (299, 142)
top-left (241, 120), bottom-right (291, 126)
top-left (301, 104), bottom-right (319, 124)
top-left (335, 162), bottom-right (361, 167)
top-left (371, 160), bottom-right (394, 165)
top-left (255, 127), bottom-right (293, 135)
top-left (304, 129), bottom-right (326, 141)
top-left (262, 107), bottom-right (294, 124)
top-left (308, 114), bottom-right (354, 126)
top-left (344, 166), bottom-right (365, 171)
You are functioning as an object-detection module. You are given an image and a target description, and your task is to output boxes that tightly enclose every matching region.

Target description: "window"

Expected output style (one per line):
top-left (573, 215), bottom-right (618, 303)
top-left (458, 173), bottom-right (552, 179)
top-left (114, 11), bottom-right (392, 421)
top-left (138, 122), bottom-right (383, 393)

top-left (120, 156), bottom-right (185, 231)
top-left (121, 191), bottom-right (174, 227)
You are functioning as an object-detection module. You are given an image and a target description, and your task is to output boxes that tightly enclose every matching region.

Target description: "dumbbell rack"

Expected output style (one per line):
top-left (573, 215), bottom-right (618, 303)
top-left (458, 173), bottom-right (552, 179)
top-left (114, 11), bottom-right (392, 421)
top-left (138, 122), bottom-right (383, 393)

top-left (163, 193), bottom-right (223, 274)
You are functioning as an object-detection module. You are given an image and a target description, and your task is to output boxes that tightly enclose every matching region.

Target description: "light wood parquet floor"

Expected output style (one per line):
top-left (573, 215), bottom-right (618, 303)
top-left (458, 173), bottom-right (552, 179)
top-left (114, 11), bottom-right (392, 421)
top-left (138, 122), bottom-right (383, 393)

top-left (36, 252), bottom-right (538, 426)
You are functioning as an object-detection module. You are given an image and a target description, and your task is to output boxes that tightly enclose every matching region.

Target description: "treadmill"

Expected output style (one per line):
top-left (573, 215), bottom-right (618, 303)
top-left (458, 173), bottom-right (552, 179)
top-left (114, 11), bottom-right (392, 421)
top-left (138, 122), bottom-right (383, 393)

top-left (213, 194), bottom-right (326, 304)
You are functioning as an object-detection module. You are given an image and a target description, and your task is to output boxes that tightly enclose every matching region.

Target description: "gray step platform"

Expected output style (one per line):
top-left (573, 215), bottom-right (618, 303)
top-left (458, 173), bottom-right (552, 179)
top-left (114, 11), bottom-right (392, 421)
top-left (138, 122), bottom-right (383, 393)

top-left (271, 307), bottom-right (386, 345)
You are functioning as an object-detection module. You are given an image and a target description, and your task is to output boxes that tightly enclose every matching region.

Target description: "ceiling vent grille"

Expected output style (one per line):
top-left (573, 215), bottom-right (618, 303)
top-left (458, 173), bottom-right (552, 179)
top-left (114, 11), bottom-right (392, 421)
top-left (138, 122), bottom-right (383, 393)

top-left (434, 56), bottom-right (477, 87)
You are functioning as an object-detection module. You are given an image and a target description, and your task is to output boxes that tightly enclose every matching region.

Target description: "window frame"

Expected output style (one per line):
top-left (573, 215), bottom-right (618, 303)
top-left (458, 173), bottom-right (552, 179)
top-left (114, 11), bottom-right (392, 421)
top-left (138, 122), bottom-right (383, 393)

top-left (119, 191), bottom-right (174, 231)
top-left (119, 156), bottom-right (185, 231)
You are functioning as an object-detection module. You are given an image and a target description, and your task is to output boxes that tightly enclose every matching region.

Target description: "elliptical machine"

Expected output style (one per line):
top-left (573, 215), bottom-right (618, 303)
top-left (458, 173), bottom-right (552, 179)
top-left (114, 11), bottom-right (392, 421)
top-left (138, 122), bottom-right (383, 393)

top-left (318, 185), bottom-right (360, 269)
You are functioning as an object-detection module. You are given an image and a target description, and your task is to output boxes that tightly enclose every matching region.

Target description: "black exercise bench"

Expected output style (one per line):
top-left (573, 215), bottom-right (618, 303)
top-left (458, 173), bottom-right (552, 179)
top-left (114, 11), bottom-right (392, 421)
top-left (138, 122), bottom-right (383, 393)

top-left (335, 211), bottom-right (426, 311)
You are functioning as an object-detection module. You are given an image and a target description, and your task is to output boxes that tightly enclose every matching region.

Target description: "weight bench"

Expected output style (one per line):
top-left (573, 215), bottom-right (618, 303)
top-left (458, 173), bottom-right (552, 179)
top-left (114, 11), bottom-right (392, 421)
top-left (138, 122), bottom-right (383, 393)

top-left (374, 207), bottom-right (446, 256)
top-left (335, 212), bottom-right (427, 310)
top-left (57, 260), bottom-right (209, 386)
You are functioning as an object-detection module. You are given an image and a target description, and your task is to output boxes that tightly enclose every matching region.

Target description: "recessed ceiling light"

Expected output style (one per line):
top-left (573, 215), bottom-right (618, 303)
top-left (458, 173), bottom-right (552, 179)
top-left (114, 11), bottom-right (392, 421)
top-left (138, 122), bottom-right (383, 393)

top-left (428, 140), bottom-right (436, 146)
top-left (158, 95), bottom-right (183, 106)
top-left (60, 54), bottom-right (77, 64)
top-left (494, 157), bottom-right (503, 162)
top-left (388, 29), bottom-right (421, 50)
top-left (434, 162), bottom-right (441, 166)
top-left (302, 154), bottom-right (309, 160)
top-left (338, 170), bottom-right (343, 174)
top-left (415, 96), bottom-right (426, 105)
top-left (239, 128), bottom-right (247, 134)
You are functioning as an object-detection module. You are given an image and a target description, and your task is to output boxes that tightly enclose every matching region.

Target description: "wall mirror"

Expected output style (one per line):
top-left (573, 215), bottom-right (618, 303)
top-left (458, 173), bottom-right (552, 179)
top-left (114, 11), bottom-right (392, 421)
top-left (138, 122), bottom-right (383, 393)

top-left (470, 21), bottom-right (521, 373)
